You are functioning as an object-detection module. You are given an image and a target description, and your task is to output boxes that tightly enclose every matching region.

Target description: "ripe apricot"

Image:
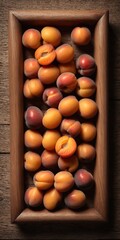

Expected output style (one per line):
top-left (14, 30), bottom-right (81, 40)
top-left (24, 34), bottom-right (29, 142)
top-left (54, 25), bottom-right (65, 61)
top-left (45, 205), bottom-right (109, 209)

top-left (60, 119), bottom-right (81, 137)
top-left (43, 188), bottom-right (62, 211)
top-left (56, 44), bottom-right (74, 63)
top-left (74, 169), bottom-right (94, 189)
top-left (24, 151), bottom-right (41, 171)
top-left (41, 150), bottom-right (59, 169)
top-left (43, 87), bottom-right (63, 108)
top-left (79, 98), bottom-right (98, 119)
top-left (42, 130), bottom-right (61, 151)
top-left (24, 186), bottom-right (43, 207)
top-left (65, 189), bottom-right (86, 210)
top-left (80, 123), bottom-right (97, 142)
top-left (42, 108), bottom-right (62, 129)
top-left (24, 129), bottom-right (42, 149)
top-left (77, 143), bottom-right (96, 162)
top-left (71, 27), bottom-right (91, 45)
top-left (25, 106), bottom-right (43, 129)
top-left (58, 96), bottom-right (79, 117)
top-left (57, 72), bottom-right (77, 93)
top-left (54, 171), bottom-right (74, 192)
top-left (55, 135), bottom-right (77, 158)
top-left (41, 26), bottom-right (61, 47)
top-left (76, 54), bottom-right (96, 76)
top-left (38, 65), bottom-right (60, 84)
top-left (76, 77), bottom-right (96, 98)
top-left (58, 155), bottom-right (79, 173)
top-left (35, 44), bottom-right (56, 65)
top-left (33, 170), bottom-right (54, 190)
top-left (22, 28), bottom-right (41, 49)
top-left (23, 79), bottom-right (44, 98)
top-left (24, 58), bottom-right (40, 78)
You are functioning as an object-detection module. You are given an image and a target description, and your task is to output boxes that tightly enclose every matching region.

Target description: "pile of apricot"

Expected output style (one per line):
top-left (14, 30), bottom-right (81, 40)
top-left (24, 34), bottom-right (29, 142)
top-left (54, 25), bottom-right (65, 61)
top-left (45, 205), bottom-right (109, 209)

top-left (22, 26), bottom-right (97, 211)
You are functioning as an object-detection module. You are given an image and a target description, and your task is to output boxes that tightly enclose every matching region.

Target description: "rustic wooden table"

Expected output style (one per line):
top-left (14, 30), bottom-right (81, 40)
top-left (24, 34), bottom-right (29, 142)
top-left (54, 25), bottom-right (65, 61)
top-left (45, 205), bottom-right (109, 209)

top-left (0, 0), bottom-right (120, 239)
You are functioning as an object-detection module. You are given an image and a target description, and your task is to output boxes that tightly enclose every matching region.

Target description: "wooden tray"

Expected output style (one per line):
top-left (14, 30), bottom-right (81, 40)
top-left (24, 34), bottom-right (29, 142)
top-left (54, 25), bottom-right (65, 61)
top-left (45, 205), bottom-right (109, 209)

top-left (9, 10), bottom-right (109, 223)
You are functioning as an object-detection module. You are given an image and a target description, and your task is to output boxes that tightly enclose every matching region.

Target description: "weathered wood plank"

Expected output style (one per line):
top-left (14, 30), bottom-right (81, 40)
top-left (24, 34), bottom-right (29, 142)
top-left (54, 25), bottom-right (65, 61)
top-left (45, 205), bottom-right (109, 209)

top-left (0, 125), bottom-right (10, 153)
top-left (0, 0), bottom-right (120, 239)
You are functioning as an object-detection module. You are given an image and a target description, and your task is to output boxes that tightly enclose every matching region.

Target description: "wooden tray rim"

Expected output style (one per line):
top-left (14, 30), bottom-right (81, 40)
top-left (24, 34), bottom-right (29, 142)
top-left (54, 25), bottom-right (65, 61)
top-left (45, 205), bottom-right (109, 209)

top-left (9, 9), bottom-right (109, 223)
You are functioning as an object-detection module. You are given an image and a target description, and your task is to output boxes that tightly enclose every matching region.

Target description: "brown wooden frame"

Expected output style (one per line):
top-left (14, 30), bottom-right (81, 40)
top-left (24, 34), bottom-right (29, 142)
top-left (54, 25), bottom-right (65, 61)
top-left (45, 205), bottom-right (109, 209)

top-left (9, 10), bottom-right (109, 223)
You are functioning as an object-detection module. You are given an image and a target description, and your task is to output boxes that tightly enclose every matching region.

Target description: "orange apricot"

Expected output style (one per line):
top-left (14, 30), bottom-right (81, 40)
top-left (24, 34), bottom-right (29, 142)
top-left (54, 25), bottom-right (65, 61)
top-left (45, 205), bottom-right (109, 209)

top-left (56, 44), bottom-right (74, 63)
top-left (24, 130), bottom-right (42, 149)
top-left (22, 28), bottom-right (41, 49)
top-left (24, 58), bottom-right (40, 78)
top-left (35, 44), bottom-right (56, 65)
top-left (24, 151), bottom-right (41, 171)
top-left (58, 96), bottom-right (79, 117)
top-left (41, 26), bottom-right (61, 47)
top-left (42, 108), bottom-right (62, 129)
top-left (24, 186), bottom-right (43, 207)
top-left (77, 143), bottom-right (96, 162)
top-left (54, 171), bottom-right (74, 192)
top-left (43, 188), bottom-right (62, 211)
top-left (55, 135), bottom-right (77, 158)
top-left (80, 123), bottom-right (97, 142)
top-left (33, 170), bottom-right (54, 190)
top-left (79, 98), bottom-right (98, 119)
top-left (38, 65), bottom-right (60, 84)
top-left (23, 79), bottom-right (44, 98)
top-left (71, 27), bottom-right (91, 45)
top-left (58, 155), bottom-right (79, 173)
top-left (42, 130), bottom-right (61, 151)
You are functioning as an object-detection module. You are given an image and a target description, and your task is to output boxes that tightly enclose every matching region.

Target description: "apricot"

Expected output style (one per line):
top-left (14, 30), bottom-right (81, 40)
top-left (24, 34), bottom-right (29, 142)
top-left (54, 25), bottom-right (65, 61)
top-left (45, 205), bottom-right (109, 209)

top-left (59, 61), bottom-right (76, 74)
top-left (23, 79), bottom-right (44, 98)
top-left (43, 188), bottom-right (62, 211)
top-left (24, 186), bottom-right (43, 207)
top-left (74, 169), bottom-right (94, 189)
top-left (65, 189), bottom-right (86, 210)
top-left (35, 44), bottom-right (56, 65)
top-left (24, 58), bottom-right (40, 78)
top-left (60, 119), bottom-right (81, 137)
top-left (76, 54), bottom-right (96, 76)
top-left (80, 123), bottom-right (97, 142)
top-left (42, 108), bottom-right (62, 129)
top-left (24, 130), bottom-right (42, 149)
top-left (22, 28), bottom-right (41, 49)
top-left (58, 96), bottom-right (79, 117)
top-left (58, 155), bottom-right (79, 173)
top-left (79, 98), bottom-right (98, 119)
top-left (25, 106), bottom-right (43, 129)
top-left (76, 77), bottom-right (96, 98)
top-left (77, 143), bottom-right (96, 162)
top-left (54, 171), bottom-right (74, 192)
top-left (42, 130), bottom-right (61, 151)
top-left (41, 26), bottom-right (61, 47)
top-left (38, 65), bottom-right (60, 84)
top-left (41, 150), bottom-right (59, 169)
top-left (33, 170), bottom-right (54, 190)
top-left (71, 27), bottom-right (91, 45)
top-left (57, 72), bottom-right (77, 93)
top-left (55, 135), bottom-right (77, 158)
top-left (43, 87), bottom-right (63, 108)
top-left (56, 44), bottom-right (74, 63)
top-left (24, 151), bottom-right (41, 171)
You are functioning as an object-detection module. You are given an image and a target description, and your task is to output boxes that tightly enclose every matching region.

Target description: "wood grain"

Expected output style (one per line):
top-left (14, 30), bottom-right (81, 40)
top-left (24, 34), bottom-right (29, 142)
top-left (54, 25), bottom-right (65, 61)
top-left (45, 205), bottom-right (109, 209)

top-left (0, 125), bottom-right (10, 153)
top-left (0, 0), bottom-right (120, 239)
